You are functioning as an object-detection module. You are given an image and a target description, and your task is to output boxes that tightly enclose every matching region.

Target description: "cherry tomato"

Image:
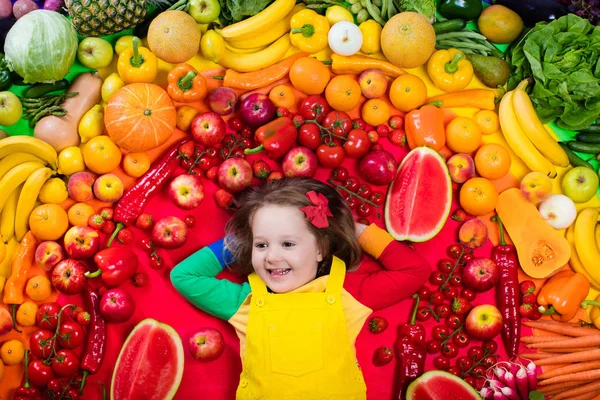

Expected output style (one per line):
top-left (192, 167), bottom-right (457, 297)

top-left (429, 271), bottom-right (446, 286)
top-left (331, 167), bottom-right (349, 182)
top-left (337, 188), bottom-right (352, 202)
top-left (357, 203), bottom-right (372, 217)
top-left (29, 359), bottom-right (55, 387)
top-left (57, 321), bottom-right (84, 349)
top-left (446, 314), bottom-right (464, 330)
top-left (323, 111), bottom-right (352, 138)
top-left (36, 302), bottom-right (61, 330)
top-left (65, 387), bottom-right (81, 400)
top-left (376, 124), bottom-right (389, 137)
top-left (352, 118), bottom-right (367, 130)
top-left (447, 244), bottom-right (463, 259)
top-left (316, 143), bottom-right (345, 169)
top-left (30, 329), bottom-right (55, 359)
top-left (232, 148), bottom-right (246, 159)
top-left (344, 177), bottom-right (360, 193)
top-left (426, 340), bottom-right (441, 354)
top-left (429, 291), bottom-right (445, 306)
top-left (150, 254), bottom-right (164, 270)
top-left (450, 275), bottom-right (463, 287)
top-left (184, 215), bottom-right (195, 228)
top-left (205, 147), bottom-right (218, 158)
top-left (357, 183), bottom-right (372, 198)
top-left (139, 238), bottom-right (154, 253)
top-left (369, 191), bottom-right (385, 206)
top-left (417, 286), bottom-right (431, 300)
top-left (298, 123), bottom-right (322, 150)
top-left (461, 288), bottom-right (476, 302)
top-left (300, 95), bottom-right (330, 123)
top-left (481, 355), bottom-right (497, 368)
top-left (434, 304), bottom-right (451, 319)
top-left (464, 375), bottom-right (476, 388)
top-left (432, 324), bottom-right (450, 341)
top-left (456, 356), bottom-right (473, 372)
top-left (475, 376), bottom-right (486, 391)
top-left (416, 307), bottom-right (432, 321)
top-left (441, 342), bottom-right (459, 358)
top-left (472, 365), bottom-right (486, 376)
top-left (442, 286), bottom-right (459, 300)
top-left (453, 330), bottom-right (470, 348)
top-left (180, 158), bottom-right (193, 170)
top-left (447, 366), bottom-right (461, 377)
top-left (437, 259), bottom-right (454, 274)
top-left (228, 117), bottom-right (243, 131)
top-left (482, 340), bottom-right (498, 355)
top-left (52, 349), bottom-right (80, 377)
top-left (47, 378), bottom-right (67, 394)
top-left (240, 127), bottom-right (253, 138)
top-left (468, 346), bottom-right (484, 362)
top-left (462, 253), bottom-right (475, 264)
top-left (347, 198), bottom-right (358, 210)
top-left (433, 356), bottom-right (450, 370)
top-left (344, 129), bottom-right (372, 159)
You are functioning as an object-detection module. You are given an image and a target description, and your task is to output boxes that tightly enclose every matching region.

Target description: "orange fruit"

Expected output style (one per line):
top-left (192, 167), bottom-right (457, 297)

top-left (26, 275), bottom-right (52, 302)
top-left (474, 110), bottom-right (500, 135)
top-left (29, 204), bottom-right (69, 241)
top-left (0, 339), bottom-right (24, 365)
top-left (459, 177), bottom-right (499, 216)
top-left (147, 10), bottom-right (201, 63)
top-left (325, 75), bottom-right (361, 111)
top-left (362, 99), bottom-right (390, 126)
top-left (389, 74), bottom-right (427, 112)
top-left (123, 152), bottom-right (151, 178)
top-left (16, 302), bottom-right (38, 327)
top-left (478, 5), bottom-right (524, 44)
top-left (68, 203), bottom-right (95, 227)
top-left (289, 57), bottom-right (331, 95)
top-left (0, 359), bottom-right (4, 383)
top-left (176, 105), bottom-right (199, 132)
top-left (82, 135), bottom-right (122, 174)
top-left (445, 116), bottom-right (482, 153)
top-left (475, 143), bottom-right (512, 180)
top-left (269, 85), bottom-right (296, 109)
top-left (381, 12), bottom-right (436, 68)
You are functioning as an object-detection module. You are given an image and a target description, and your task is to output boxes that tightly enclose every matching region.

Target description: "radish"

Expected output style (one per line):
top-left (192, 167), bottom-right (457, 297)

top-left (0, 0), bottom-right (12, 18)
top-left (516, 367), bottom-right (529, 400)
top-left (538, 194), bottom-right (577, 229)
top-left (12, 0), bottom-right (38, 19)
top-left (500, 387), bottom-right (519, 400)
top-left (526, 362), bottom-right (537, 391)
top-left (493, 391), bottom-right (509, 400)
top-left (43, 0), bottom-right (64, 11)
top-left (503, 372), bottom-right (518, 395)
top-left (480, 387), bottom-right (494, 399)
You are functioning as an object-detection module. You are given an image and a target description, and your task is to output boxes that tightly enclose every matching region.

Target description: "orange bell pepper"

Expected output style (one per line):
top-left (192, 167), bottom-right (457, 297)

top-left (538, 270), bottom-right (590, 322)
top-left (167, 64), bottom-right (208, 102)
top-left (405, 104), bottom-right (446, 151)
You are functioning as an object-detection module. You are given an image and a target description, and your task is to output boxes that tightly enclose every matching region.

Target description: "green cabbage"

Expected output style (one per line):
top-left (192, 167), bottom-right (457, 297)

top-left (4, 10), bottom-right (78, 84)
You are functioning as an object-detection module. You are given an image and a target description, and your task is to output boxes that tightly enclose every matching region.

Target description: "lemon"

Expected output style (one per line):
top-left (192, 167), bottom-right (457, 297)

top-left (115, 35), bottom-right (140, 55)
top-left (101, 73), bottom-right (125, 103)
top-left (58, 146), bottom-right (85, 176)
top-left (359, 20), bottom-right (382, 55)
top-left (326, 5), bottom-right (353, 25)
top-left (39, 178), bottom-right (68, 204)
top-left (200, 30), bottom-right (225, 63)
top-left (79, 104), bottom-right (105, 144)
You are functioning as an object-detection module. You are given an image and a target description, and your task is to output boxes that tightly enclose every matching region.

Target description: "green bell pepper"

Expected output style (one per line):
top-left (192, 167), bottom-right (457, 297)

top-left (438, 0), bottom-right (483, 21)
top-left (0, 54), bottom-right (12, 91)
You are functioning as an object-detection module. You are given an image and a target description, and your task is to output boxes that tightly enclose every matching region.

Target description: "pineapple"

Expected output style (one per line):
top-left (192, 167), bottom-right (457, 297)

top-left (65, 0), bottom-right (148, 37)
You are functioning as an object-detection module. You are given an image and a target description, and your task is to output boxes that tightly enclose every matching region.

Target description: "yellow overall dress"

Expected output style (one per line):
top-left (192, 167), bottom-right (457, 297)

top-left (236, 256), bottom-right (370, 400)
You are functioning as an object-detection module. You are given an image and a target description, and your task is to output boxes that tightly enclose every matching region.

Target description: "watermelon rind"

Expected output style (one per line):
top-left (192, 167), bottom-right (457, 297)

top-left (111, 318), bottom-right (185, 400)
top-left (406, 370), bottom-right (481, 400)
top-left (384, 146), bottom-right (452, 242)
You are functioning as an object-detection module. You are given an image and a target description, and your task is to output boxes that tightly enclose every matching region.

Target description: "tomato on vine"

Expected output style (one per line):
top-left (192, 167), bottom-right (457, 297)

top-left (299, 95), bottom-right (330, 123)
top-left (30, 329), bottom-right (55, 359)
top-left (298, 123), bottom-right (322, 150)
top-left (52, 349), bottom-right (80, 377)
top-left (316, 143), bottom-right (345, 169)
top-left (57, 321), bottom-right (84, 349)
top-left (322, 111), bottom-right (352, 138)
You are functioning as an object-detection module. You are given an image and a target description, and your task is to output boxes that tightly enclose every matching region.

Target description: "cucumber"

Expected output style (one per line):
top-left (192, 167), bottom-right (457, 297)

top-left (433, 19), bottom-right (466, 34)
top-left (566, 141), bottom-right (600, 154)
top-left (576, 132), bottom-right (600, 144)
top-left (558, 142), bottom-right (594, 169)
top-left (23, 79), bottom-right (69, 98)
top-left (578, 124), bottom-right (600, 133)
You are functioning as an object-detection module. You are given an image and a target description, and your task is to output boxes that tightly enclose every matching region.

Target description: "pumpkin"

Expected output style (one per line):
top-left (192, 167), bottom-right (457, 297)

top-left (496, 188), bottom-right (570, 279)
top-left (105, 83), bottom-right (177, 152)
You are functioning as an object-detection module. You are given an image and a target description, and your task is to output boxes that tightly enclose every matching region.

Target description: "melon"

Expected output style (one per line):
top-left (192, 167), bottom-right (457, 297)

top-left (384, 147), bottom-right (452, 242)
top-left (406, 370), bottom-right (481, 400)
top-left (111, 318), bottom-right (184, 400)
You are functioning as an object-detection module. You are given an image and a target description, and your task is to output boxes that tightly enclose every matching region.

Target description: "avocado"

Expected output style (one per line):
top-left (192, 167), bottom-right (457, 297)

top-left (466, 54), bottom-right (511, 88)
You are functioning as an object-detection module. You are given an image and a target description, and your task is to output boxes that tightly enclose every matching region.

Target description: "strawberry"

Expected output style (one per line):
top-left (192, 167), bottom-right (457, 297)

top-left (215, 189), bottom-right (234, 209)
top-left (451, 297), bottom-right (473, 316)
top-left (178, 141), bottom-right (196, 160)
top-left (528, 307), bottom-right (543, 320)
top-left (372, 346), bottom-right (393, 367)
top-left (100, 207), bottom-right (114, 221)
top-left (451, 209), bottom-right (467, 222)
top-left (135, 214), bottom-right (154, 230)
top-left (519, 303), bottom-right (533, 318)
top-left (388, 115), bottom-right (404, 129)
top-left (292, 115), bottom-right (304, 128)
top-left (88, 214), bottom-right (105, 230)
top-left (117, 228), bottom-right (134, 244)
top-left (520, 281), bottom-right (536, 296)
top-left (132, 272), bottom-right (149, 287)
top-left (521, 293), bottom-right (537, 305)
top-left (276, 106), bottom-right (290, 118)
top-left (267, 171), bottom-right (284, 183)
top-left (388, 129), bottom-right (406, 146)
top-left (76, 311), bottom-right (91, 326)
top-left (102, 221), bottom-right (116, 235)
top-left (206, 166), bottom-right (219, 181)
top-left (368, 316), bottom-right (388, 334)
top-left (65, 305), bottom-right (83, 321)
top-left (252, 159), bottom-right (271, 180)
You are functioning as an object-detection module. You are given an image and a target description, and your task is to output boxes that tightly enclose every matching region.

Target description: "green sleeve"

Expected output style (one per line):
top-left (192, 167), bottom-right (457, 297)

top-left (170, 247), bottom-right (251, 321)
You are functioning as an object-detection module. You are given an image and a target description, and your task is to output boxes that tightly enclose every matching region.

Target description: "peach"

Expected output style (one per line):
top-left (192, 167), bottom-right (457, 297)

top-left (93, 173), bottom-right (124, 203)
top-left (35, 241), bottom-right (65, 272)
top-left (458, 218), bottom-right (489, 249)
top-left (0, 307), bottom-right (12, 337)
top-left (447, 153), bottom-right (475, 184)
top-left (358, 69), bottom-right (388, 99)
top-left (521, 171), bottom-right (553, 204)
top-left (67, 171), bottom-right (96, 202)
top-left (208, 87), bottom-right (238, 116)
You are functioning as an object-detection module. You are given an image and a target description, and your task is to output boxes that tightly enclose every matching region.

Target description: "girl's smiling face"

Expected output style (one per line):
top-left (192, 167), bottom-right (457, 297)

top-left (251, 205), bottom-right (323, 293)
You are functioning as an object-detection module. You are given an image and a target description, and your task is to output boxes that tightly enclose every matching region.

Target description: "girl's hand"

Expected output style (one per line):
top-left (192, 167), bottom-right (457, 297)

top-left (355, 222), bottom-right (368, 238)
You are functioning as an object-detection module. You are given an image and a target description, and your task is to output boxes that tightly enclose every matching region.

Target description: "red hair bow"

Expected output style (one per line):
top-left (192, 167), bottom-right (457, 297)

top-left (300, 191), bottom-right (333, 228)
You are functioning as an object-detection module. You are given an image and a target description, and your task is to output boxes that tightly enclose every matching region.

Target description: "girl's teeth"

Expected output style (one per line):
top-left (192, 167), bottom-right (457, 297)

top-left (270, 269), bottom-right (290, 276)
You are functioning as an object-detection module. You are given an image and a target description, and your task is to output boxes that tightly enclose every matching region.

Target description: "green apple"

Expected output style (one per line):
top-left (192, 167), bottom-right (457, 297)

top-left (562, 166), bottom-right (599, 203)
top-left (77, 37), bottom-right (114, 69)
top-left (0, 91), bottom-right (23, 126)
top-left (189, 0), bottom-right (220, 24)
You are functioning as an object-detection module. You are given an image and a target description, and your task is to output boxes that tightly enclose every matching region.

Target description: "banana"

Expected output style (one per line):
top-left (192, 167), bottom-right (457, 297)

top-left (0, 152), bottom-right (46, 180)
top-left (574, 207), bottom-right (600, 285)
top-left (596, 224), bottom-right (600, 250)
top-left (219, 0), bottom-right (296, 39)
top-left (226, 3), bottom-right (305, 49)
top-left (566, 223), bottom-right (600, 289)
top-left (0, 238), bottom-right (19, 296)
top-left (0, 161), bottom-right (45, 214)
top-left (499, 91), bottom-right (557, 178)
top-left (0, 185), bottom-right (21, 243)
top-left (14, 167), bottom-right (54, 241)
top-left (219, 35), bottom-right (291, 73)
top-left (224, 42), bottom-right (268, 54)
top-left (512, 88), bottom-right (569, 167)
top-left (0, 136), bottom-right (57, 170)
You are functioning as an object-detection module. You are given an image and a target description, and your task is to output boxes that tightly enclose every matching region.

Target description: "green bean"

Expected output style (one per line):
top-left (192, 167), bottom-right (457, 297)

top-left (348, 0), bottom-right (359, 4)
top-left (364, 0), bottom-right (385, 25)
top-left (356, 9), bottom-right (369, 23)
top-left (436, 39), bottom-right (491, 53)
top-left (350, 2), bottom-right (362, 14)
top-left (436, 30), bottom-right (488, 41)
top-left (372, 0), bottom-right (381, 6)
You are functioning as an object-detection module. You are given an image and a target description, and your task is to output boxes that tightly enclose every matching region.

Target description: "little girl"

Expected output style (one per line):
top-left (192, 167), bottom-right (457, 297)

top-left (171, 178), bottom-right (430, 399)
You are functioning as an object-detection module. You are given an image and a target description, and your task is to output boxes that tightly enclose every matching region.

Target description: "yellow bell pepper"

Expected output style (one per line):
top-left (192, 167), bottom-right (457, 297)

top-left (290, 9), bottom-right (330, 54)
top-left (427, 48), bottom-right (473, 93)
top-left (582, 294), bottom-right (600, 329)
top-left (117, 37), bottom-right (158, 84)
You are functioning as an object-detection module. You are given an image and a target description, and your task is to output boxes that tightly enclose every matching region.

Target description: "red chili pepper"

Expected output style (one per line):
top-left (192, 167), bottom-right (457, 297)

top-left (244, 117), bottom-right (297, 159)
top-left (395, 293), bottom-right (426, 399)
top-left (85, 248), bottom-right (138, 288)
top-left (79, 288), bottom-right (106, 395)
top-left (13, 350), bottom-right (42, 400)
top-left (492, 215), bottom-right (521, 359)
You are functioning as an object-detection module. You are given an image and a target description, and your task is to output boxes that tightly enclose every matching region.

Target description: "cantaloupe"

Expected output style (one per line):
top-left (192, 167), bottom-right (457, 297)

top-left (147, 10), bottom-right (201, 64)
top-left (380, 12), bottom-right (436, 69)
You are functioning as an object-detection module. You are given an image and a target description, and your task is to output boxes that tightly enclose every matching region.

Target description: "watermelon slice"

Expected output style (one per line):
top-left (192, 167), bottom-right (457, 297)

top-left (384, 146), bottom-right (452, 242)
top-left (406, 370), bottom-right (481, 400)
top-left (111, 318), bottom-right (184, 400)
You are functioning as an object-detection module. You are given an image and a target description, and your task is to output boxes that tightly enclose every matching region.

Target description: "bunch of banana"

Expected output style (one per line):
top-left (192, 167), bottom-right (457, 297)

top-left (0, 239), bottom-right (19, 296)
top-left (498, 83), bottom-right (570, 179)
top-left (571, 207), bottom-right (600, 289)
top-left (0, 136), bottom-right (58, 243)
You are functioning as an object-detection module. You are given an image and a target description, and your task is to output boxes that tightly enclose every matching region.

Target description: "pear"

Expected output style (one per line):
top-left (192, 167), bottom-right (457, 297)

top-left (466, 54), bottom-right (511, 88)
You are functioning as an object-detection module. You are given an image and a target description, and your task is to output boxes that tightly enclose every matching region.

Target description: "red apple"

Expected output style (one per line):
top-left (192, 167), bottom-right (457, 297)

top-left (191, 112), bottom-right (226, 146)
top-left (217, 158), bottom-right (252, 193)
top-left (99, 288), bottom-right (135, 323)
top-left (51, 259), bottom-right (86, 295)
top-left (208, 87), bottom-right (238, 116)
top-left (463, 257), bottom-right (499, 293)
top-left (239, 93), bottom-right (276, 128)
top-left (188, 327), bottom-right (224, 362)
top-left (282, 147), bottom-right (318, 178)
top-left (63, 226), bottom-right (100, 260)
top-left (465, 304), bottom-right (503, 341)
top-left (358, 149), bottom-right (398, 186)
top-left (152, 216), bottom-right (189, 249)
top-left (35, 241), bottom-right (65, 272)
top-left (168, 174), bottom-right (204, 210)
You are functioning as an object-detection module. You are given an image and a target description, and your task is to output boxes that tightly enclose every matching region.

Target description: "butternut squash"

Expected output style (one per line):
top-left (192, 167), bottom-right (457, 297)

top-left (496, 188), bottom-right (570, 279)
top-left (34, 72), bottom-right (102, 153)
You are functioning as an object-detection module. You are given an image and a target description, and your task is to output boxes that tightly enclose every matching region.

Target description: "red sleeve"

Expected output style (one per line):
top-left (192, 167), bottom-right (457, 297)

top-left (344, 240), bottom-right (431, 311)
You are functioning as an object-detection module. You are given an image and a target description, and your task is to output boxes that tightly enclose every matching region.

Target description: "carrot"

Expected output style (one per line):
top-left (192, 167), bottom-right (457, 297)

top-left (521, 335), bottom-right (570, 344)
top-left (538, 361), bottom-right (600, 380)
top-left (566, 388), bottom-right (600, 400)
top-left (524, 320), bottom-right (600, 337)
top-left (532, 346), bottom-right (599, 353)
top-left (534, 349), bottom-right (600, 366)
top-left (519, 352), bottom-right (555, 360)
top-left (537, 379), bottom-right (587, 393)
top-left (551, 380), bottom-right (600, 400)
top-left (538, 368), bottom-right (600, 385)
top-left (529, 334), bottom-right (600, 349)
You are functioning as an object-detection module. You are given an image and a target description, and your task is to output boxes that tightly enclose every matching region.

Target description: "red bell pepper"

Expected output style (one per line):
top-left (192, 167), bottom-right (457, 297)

top-left (85, 248), bottom-right (138, 288)
top-left (244, 117), bottom-right (297, 159)
top-left (405, 104), bottom-right (446, 151)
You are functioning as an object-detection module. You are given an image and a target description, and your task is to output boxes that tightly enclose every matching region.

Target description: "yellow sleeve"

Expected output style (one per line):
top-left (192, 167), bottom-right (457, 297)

top-left (357, 224), bottom-right (395, 259)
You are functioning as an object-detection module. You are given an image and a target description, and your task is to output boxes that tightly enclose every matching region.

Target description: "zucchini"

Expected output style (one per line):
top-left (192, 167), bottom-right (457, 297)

top-left (433, 19), bottom-right (466, 34)
top-left (23, 79), bottom-right (69, 98)
top-left (566, 141), bottom-right (600, 154)
top-left (576, 132), bottom-right (600, 144)
top-left (578, 124), bottom-right (600, 133)
top-left (558, 142), bottom-right (594, 169)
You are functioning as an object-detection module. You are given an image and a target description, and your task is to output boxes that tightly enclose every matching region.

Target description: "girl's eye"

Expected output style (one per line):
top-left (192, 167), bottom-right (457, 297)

top-left (283, 242), bottom-right (295, 248)
top-left (255, 243), bottom-right (267, 249)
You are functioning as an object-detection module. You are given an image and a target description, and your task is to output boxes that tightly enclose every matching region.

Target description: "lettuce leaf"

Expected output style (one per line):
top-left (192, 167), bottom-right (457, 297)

top-left (507, 14), bottom-right (600, 130)
top-left (397, 0), bottom-right (436, 23)
top-left (218, 0), bottom-right (274, 26)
